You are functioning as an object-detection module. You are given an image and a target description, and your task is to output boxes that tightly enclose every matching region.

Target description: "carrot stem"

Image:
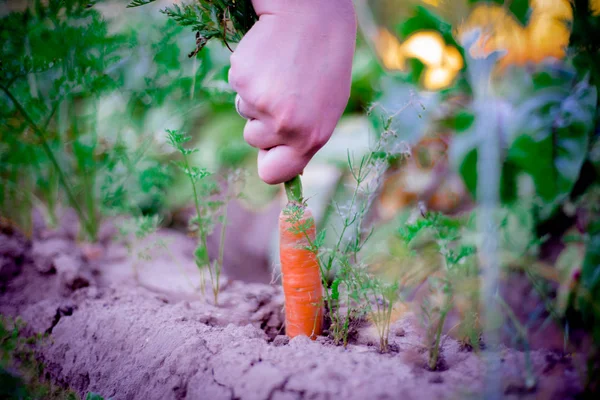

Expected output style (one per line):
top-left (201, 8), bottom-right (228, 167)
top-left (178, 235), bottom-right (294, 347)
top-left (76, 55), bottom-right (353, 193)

top-left (284, 175), bottom-right (303, 203)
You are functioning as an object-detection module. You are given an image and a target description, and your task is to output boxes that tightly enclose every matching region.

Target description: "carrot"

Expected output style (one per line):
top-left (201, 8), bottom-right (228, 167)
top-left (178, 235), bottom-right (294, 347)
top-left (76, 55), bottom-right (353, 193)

top-left (280, 176), bottom-right (323, 339)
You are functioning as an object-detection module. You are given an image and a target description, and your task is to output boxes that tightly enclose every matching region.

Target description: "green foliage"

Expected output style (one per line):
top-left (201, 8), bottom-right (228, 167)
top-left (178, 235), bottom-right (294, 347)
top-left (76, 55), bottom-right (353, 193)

top-left (167, 129), bottom-right (244, 304)
top-left (118, 215), bottom-right (162, 241)
top-left (467, 0), bottom-right (531, 25)
top-left (508, 69), bottom-right (596, 211)
top-left (0, 0), bottom-right (122, 238)
top-left (397, 5), bottom-right (457, 46)
top-left (134, 0), bottom-right (257, 55)
top-left (579, 223), bottom-right (600, 331)
top-left (127, 0), bottom-right (157, 7)
top-left (0, 316), bottom-right (80, 399)
top-left (399, 210), bottom-right (478, 370)
top-left (451, 63), bottom-right (598, 220)
top-left (85, 393), bottom-right (107, 400)
top-left (167, 129), bottom-right (212, 292)
top-left (571, 0), bottom-right (600, 92)
top-left (0, 0), bottom-right (184, 239)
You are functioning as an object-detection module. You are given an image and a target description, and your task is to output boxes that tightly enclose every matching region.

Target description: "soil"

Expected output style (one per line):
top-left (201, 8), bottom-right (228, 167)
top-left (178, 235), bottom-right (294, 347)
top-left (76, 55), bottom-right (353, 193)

top-left (0, 211), bottom-right (586, 400)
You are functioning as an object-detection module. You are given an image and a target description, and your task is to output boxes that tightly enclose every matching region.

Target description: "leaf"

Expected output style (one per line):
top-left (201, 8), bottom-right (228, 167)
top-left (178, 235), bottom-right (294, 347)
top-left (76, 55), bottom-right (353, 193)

top-left (126, 0), bottom-right (157, 8)
top-left (556, 239), bottom-right (585, 315)
top-left (507, 76), bottom-right (597, 215)
top-left (443, 110), bottom-right (475, 133)
top-left (165, 129), bottom-right (191, 149)
top-left (160, 3), bottom-right (205, 29)
top-left (134, 215), bottom-right (162, 239)
top-left (170, 162), bottom-right (209, 182)
top-left (85, 393), bottom-right (106, 400)
top-left (158, 0), bottom-right (257, 55)
top-left (314, 229), bottom-right (326, 249)
top-left (577, 223), bottom-right (600, 337)
top-left (194, 244), bottom-right (209, 266)
top-left (451, 63), bottom-right (598, 218)
top-left (180, 148), bottom-right (199, 156)
top-left (398, 5), bottom-right (456, 47)
top-left (331, 278), bottom-right (342, 301)
top-left (591, 135), bottom-right (600, 176)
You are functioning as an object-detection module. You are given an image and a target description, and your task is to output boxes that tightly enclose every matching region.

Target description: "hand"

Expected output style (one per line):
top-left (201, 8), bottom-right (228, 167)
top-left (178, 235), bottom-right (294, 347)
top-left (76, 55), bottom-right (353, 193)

top-left (229, 0), bottom-right (357, 184)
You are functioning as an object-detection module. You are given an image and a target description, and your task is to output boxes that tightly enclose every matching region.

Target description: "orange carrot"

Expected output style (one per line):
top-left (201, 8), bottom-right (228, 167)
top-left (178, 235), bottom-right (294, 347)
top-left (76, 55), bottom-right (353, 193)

top-left (280, 176), bottom-right (323, 339)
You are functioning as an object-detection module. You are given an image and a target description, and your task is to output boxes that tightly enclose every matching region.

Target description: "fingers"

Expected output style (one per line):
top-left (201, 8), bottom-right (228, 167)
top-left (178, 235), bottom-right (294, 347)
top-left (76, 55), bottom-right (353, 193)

top-left (243, 119), bottom-right (281, 150)
top-left (257, 146), bottom-right (307, 185)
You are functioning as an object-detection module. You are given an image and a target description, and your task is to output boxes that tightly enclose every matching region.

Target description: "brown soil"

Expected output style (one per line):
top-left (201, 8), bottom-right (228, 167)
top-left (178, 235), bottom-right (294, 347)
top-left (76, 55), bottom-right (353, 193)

top-left (0, 213), bottom-right (585, 400)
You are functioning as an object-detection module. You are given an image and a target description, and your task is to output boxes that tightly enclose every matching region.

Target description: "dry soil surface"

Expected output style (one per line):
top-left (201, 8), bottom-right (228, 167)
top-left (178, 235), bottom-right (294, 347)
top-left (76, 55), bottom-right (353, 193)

top-left (0, 218), bottom-right (584, 400)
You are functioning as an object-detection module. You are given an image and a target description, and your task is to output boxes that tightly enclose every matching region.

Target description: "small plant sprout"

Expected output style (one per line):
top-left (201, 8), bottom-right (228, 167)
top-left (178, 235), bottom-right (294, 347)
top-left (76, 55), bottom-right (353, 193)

top-left (400, 211), bottom-right (477, 370)
top-left (166, 129), bottom-right (241, 305)
top-left (166, 129), bottom-right (211, 293)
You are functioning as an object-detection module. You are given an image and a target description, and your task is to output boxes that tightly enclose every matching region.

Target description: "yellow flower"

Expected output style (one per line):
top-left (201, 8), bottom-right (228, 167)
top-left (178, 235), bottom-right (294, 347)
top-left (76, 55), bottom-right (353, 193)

top-left (526, 15), bottom-right (571, 62)
top-left (457, 0), bottom-right (573, 68)
top-left (591, 0), bottom-right (600, 15)
top-left (375, 28), bottom-right (406, 71)
top-left (423, 66), bottom-right (457, 91)
top-left (403, 31), bottom-right (446, 66)
top-left (376, 29), bottom-right (464, 91)
top-left (529, 0), bottom-right (573, 22)
top-left (457, 4), bottom-right (528, 66)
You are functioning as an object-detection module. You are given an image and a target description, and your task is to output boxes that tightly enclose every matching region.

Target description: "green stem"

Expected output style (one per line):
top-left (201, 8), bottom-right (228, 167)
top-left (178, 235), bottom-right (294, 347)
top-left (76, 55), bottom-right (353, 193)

top-left (429, 293), bottom-right (452, 370)
top-left (326, 178), bottom-right (360, 274)
top-left (284, 175), bottom-right (303, 203)
top-left (214, 204), bottom-right (228, 305)
top-left (1, 85), bottom-right (95, 240)
top-left (181, 152), bottom-right (210, 293)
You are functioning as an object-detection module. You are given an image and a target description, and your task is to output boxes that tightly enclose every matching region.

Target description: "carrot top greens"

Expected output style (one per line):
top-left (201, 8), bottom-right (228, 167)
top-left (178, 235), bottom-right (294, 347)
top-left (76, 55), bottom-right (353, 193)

top-left (127, 0), bottom-right (257, 55)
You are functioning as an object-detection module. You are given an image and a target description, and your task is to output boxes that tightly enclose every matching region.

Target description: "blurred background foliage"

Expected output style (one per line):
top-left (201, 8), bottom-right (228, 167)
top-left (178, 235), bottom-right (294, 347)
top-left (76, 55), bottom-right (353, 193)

top-left (1, 0), bottom-right (600, 393)
top-left (359, 0), bottom-right (600, 390)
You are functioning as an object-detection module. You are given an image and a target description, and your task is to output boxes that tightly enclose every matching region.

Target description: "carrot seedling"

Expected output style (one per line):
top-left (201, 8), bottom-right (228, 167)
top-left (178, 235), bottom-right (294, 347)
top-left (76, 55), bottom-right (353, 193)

top-left (400, 211), bottom-right (477, 369)
top-left (166, 129), bottom-right (240, 304)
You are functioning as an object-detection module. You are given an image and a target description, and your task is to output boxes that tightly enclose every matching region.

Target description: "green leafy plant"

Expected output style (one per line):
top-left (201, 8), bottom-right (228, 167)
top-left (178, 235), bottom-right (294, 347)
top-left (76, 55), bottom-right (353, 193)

top-left (399, 211), bottom-right (477, 369)
top-left (451, 63), bottom-right (598, 220)
top-left (0, 0), bottom-right (117, 238)
top-left (0, 0), bottom-right (176, 240)
top-left (166, 129), bottom-right (243, 304)
top-left (0, 316), bottom-right (80, 399)
top-left (128, 0), bottom-right (257, 55)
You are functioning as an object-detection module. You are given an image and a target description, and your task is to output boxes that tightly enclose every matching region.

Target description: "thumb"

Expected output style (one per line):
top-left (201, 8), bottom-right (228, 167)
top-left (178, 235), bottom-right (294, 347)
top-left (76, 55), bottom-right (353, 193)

top-left (257, 146), bottom-right (307, 185)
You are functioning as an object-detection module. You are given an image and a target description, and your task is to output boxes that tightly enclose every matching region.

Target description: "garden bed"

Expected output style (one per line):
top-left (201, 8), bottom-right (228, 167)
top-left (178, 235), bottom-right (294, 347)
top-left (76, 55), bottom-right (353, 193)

top-left (0, 220), bottom-right (584, 400)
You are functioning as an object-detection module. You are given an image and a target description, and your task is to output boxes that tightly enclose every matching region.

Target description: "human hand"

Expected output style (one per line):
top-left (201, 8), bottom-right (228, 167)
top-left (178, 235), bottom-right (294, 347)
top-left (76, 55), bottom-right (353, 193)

top-left (229, 0), bottom-right (357, 184)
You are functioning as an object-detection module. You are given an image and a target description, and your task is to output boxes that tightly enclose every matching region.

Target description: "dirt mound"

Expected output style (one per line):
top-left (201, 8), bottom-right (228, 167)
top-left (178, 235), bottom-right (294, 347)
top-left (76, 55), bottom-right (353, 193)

top-left (0, 228), bottom-right (584, 400)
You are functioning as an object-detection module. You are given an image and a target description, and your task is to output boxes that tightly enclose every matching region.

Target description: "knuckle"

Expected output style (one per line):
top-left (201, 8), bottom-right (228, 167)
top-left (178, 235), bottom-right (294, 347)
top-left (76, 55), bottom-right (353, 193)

top-left (304, 131), bottom-right (328, 155)
top-left (228, 67), bottom-right (246, 92)
top-left (274, 110), bottom-right (293, 134)
top-left (252, 93), bottom-right (270, 114)
top-left (273, 101), bottom-right (300, 134)
top-left (229, 72), bottom-right (245, 92)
